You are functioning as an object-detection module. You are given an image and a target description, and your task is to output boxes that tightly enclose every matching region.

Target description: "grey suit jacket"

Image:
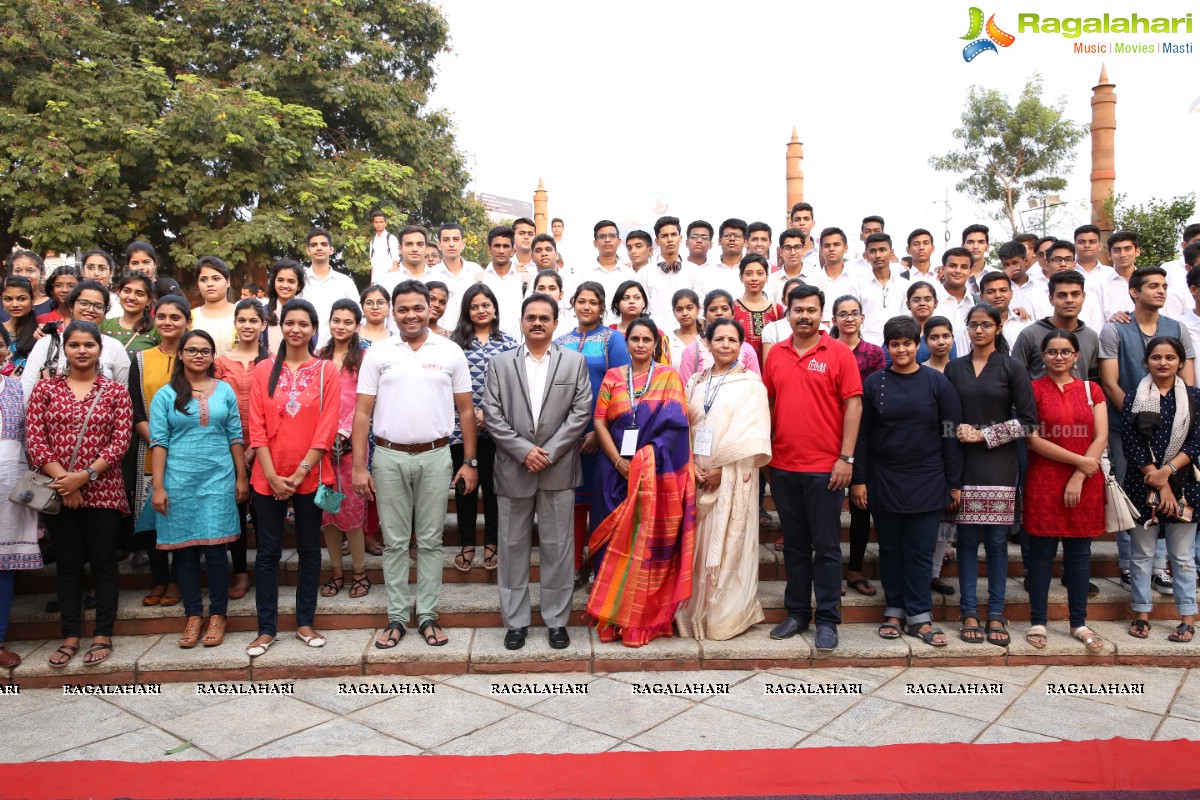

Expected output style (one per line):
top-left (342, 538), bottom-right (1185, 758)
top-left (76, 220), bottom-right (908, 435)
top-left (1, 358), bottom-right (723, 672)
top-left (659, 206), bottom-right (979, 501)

top-left (481, 344), bottom-right (593, 498)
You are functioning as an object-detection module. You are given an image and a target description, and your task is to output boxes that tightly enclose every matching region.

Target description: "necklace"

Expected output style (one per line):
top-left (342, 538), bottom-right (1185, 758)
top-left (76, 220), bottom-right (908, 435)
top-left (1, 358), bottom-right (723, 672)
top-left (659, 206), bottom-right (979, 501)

top-left (627, 361), bottom-right (655, 408)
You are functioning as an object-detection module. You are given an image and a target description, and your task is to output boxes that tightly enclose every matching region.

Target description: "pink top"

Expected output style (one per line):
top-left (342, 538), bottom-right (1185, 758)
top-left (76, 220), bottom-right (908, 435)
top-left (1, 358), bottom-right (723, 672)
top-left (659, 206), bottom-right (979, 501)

top-left (248, 358), bottom-right (339, 496)
top-left (332, 361), bottom-right (358, 438)
top-left (214, 354), bottom-right (258, 440)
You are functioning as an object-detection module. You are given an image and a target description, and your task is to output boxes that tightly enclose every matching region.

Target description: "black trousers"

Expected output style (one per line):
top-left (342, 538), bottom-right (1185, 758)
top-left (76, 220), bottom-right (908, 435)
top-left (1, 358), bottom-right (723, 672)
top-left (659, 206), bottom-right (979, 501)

top-left (50, 508), bottom-right (123, 638)
top-left (772, 469), bottom-right (844, 627)
top-left (451, 438), bottom-right (498, 547)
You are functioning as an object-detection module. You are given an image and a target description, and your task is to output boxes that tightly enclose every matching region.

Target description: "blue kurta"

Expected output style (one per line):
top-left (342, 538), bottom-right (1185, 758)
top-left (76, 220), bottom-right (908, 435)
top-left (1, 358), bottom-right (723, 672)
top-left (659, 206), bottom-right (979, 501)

top-left (149, 381), bottom-right (243, 548)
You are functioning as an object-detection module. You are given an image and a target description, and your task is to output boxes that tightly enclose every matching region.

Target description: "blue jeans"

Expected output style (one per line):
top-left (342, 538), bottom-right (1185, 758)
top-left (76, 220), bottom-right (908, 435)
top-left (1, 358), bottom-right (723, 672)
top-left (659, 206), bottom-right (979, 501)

top-left (1111, 434), bottom-right (1167, 570)
top-left (956, 524), bottom-right (1009, 622)
top-left (873, 508), bottom-right (940, 626)
top-left (1131, 522), bottom-right (1197, 615)
top-left (1027, 536), bottom-right (1091, 628)
top-left (175, 543), bottom-right (229, 618)
top-left (772, 469), bottom-right (843, 627)
top-left (253, 491), bottom-right (322, 637)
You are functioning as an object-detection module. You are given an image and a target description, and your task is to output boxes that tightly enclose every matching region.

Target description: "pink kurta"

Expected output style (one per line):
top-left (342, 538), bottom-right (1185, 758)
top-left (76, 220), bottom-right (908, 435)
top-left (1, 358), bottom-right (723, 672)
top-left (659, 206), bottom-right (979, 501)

top-left (321, 361), bottom-right (365, 531)
top-left (248, 358), bottom-right (338, 496)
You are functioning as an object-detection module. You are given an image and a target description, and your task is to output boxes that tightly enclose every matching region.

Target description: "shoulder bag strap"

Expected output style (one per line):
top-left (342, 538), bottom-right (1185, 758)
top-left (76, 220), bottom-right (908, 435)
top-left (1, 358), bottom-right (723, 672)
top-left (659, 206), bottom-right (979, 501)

top-left (317, 363), bottom-right (325, 485)
top-left (67, 384), bottom-right (106, 472)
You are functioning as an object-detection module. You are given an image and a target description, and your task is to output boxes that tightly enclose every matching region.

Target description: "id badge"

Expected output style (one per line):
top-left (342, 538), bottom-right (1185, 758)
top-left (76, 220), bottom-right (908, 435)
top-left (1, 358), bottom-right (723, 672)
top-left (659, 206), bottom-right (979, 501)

top-left (693, 427), bottom-right (713, 457)
top-left (620, 427), bottom-right (639, 457)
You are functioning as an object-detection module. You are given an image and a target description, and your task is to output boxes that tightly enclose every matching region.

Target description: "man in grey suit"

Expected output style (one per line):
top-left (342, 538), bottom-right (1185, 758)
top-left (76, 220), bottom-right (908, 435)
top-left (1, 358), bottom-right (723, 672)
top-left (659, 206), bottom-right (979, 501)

top-left (481, 293), bottom-right (593, 650)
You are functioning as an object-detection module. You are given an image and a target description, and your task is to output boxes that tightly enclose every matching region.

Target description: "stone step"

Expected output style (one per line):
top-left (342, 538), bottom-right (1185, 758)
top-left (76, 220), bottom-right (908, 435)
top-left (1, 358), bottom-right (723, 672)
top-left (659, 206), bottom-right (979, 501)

top-left (5, 616), bottom-right (1190, 690)
top-left (5, 570), bottom-right (1172, 642)
top-left (15, 539), bottom-right (1123, 596)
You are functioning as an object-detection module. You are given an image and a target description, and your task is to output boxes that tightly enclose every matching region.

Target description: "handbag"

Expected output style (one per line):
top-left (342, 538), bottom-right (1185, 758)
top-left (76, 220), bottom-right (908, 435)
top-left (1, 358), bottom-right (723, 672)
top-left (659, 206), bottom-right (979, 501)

top-left (9, 386), bottom-right (106, 514)
top-left (1082, 380), bottom-right (1141, 532)
top-left (312, 364), bottom-right (344, 514)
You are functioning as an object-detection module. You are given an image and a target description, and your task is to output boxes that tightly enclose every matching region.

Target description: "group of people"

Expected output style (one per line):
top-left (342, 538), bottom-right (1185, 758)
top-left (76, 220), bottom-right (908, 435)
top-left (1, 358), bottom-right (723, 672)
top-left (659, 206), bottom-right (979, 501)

top-left (1, 207), bottom-right (1199, 669)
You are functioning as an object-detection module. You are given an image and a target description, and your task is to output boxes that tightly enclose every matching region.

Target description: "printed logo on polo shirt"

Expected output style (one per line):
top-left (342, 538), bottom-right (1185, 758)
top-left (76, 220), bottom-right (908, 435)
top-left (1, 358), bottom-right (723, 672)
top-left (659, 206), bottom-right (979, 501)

top-left (807, 359), bottom-right (827, 374)
top-left (422, 362), bottom-right (443, 372)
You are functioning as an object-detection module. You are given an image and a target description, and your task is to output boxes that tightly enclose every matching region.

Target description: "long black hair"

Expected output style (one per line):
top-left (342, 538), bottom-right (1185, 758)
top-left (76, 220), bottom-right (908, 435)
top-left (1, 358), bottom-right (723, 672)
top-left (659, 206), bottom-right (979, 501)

top-left (316, 298), bottom-right (364, 374)
top-left (45, 265), bottom-right (81, 315)
top-left (266, 259), bottom-right (306, 326)
top-left (451, 283), bottom-right (501, 349)
top-left (268, 298), bottom-right (318, 397)
top-left (1, 276), bottom-right (38, 358)
top-left (233, 297), bottom-right (271, 363)
top-left (170, 330), bottom-right (217, 415)
top-left (113, 271), bottom-right (156, 334)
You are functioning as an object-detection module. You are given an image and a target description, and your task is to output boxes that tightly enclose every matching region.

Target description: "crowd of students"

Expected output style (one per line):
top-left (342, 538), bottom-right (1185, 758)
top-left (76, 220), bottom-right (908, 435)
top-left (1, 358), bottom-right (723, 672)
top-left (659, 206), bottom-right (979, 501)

top-left (0, 207), bottom-right (1199, 667)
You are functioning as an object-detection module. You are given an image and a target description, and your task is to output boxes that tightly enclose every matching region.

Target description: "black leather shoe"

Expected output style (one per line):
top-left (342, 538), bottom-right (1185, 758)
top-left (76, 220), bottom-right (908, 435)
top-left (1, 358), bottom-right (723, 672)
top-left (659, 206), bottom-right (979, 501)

top-left (504, 627), bottom-right (527, 650)
top-left (548, 627), bottom-right (570, 649)
top-left (770, 617), bottom-right (808, 640)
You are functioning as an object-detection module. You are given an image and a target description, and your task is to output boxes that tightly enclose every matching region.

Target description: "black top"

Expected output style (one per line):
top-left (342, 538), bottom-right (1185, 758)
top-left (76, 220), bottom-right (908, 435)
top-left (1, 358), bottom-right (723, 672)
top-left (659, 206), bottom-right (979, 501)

top-left (1121, 385), bottom-right (1200, 515)
top-left (944, 351), bottom-right (1038, 487)
top-left (853, 366), bottom-right (964, 514)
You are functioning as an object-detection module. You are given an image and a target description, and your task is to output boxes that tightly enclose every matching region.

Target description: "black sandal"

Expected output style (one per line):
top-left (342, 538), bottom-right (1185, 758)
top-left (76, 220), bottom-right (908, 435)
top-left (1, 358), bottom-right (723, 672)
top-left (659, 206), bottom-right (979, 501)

top-left (48, 644), bottom-right (78, 668)
top-left (83, 641), bottom-right (113, 666)
top-left (848, 578), bottom-right (877, 596)
top-left (321, 575), bottom-right (344, 597)
top-left (960, 619), bottom-right (984, 643)
top-left (907, 623), bottom-right (948, 647)
top-left (878, 620), bottom-right (902, 639)
top-left (419, 619), bottom-right (448, 647)
top-left (986, 621), bottom-right (1011, 647)
top-left (374, 620), bottom-right (405, 649)
top-left (348, 572), bottom-right (371, 598)
top-left (931, 579), bottom-right (956, 596)
top-left (1168, 623), bottom-right (1195, 643)
top-left (482, 544), bottom-right (498, 571)
top-left (453, 546), bottom-right (475, 572)
top-left (1128, 619), bottom-right (1151, 639)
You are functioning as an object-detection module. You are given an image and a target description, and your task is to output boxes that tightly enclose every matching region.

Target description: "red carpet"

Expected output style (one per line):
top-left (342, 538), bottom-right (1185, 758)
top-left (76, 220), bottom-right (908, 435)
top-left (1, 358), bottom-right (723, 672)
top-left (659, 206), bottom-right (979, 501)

top-left (4, 739), bottom-right (1198, 799)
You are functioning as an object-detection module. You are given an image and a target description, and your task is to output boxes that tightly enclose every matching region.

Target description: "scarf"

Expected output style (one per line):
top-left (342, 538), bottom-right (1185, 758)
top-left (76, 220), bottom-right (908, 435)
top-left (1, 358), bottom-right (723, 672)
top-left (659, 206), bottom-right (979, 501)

top-left (1131, 374), bottom-right (1190, 466)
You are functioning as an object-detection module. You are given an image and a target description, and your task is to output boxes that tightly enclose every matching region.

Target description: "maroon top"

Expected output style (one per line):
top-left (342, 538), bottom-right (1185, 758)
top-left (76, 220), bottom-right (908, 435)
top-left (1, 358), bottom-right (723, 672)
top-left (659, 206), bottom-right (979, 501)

top-left (26, 375), bottom-right (133, 512)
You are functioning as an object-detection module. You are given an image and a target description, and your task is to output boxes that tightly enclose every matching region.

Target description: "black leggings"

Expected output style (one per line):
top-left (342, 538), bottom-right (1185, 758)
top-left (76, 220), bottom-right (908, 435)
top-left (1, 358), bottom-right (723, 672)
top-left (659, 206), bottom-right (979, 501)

top-left (451, 438), bottom-right (498, 548)
top-left (51, 508), bottom-right (123, 638)
top-left (847, 504), bottom-right (873, 573)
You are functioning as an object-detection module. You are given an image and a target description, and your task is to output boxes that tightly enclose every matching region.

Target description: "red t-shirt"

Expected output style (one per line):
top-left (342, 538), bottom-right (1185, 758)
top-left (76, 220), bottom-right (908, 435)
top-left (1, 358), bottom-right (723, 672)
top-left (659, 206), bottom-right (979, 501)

top-left (763, 331), bottom-right (863, 473)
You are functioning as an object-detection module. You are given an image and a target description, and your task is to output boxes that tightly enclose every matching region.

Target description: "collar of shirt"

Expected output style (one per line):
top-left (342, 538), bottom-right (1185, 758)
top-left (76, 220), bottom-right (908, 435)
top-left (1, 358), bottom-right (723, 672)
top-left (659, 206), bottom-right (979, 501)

top-left (305, 266), bottom-right (344, 284)
top-left (484, 264), bottom-right (521, 280)
top-left (392, 331), bottom-right (446, 352)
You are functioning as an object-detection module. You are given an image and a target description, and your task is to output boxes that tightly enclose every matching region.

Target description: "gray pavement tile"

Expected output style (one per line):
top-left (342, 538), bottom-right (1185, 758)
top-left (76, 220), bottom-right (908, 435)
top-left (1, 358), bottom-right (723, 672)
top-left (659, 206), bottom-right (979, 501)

top-left (1155, 715), bottom-right (1200, 741)
top-left (237, 717), bottom-right (421, 758)
top-left (1169, 669), bottom-right (1200, 722)
top-left (0, 684), bottom-right (73, 723)
top-left (873, 667), bottom-right (1021, 722)
top-left (247, 628), bottom-right (369, 670)
top-left (1034, 665), bottom-right (1185, 715)
top-left (136, 630), bottom-right (260, 673)
top-left (592, 632), bottom-right (700, 663)
top-left (0, 696), bottom-right (144, 762)
top-left (766, 666), bottom-right (901, 690)
top-left (290, 675), bottom-right (440, 715)
top-left (995, 688), bottom-right (1161, 740)
top-left (603, 669), bottom-right (755, 697)
top-left (973, 724), bottom-right (1061, 744)
top-left (814, 696), bottom-right (988, 745)
top-left (940, 665), bottom-right (1046, 686)
top-left (607, 742), bottom-right (651, 752)
top-left (705, 670), bottom-right (872, 732)
top-left (802, 622), bottom-right (911, 662)
top-left (629, 702), bottom-right (807, 751)
top-left (349, 683), bottom-right (515, 749)
top-left (38, 726), bottom-right (215, 761)
top-left (444, 672), bottom-right (601, 709)
top-left (532, 676), bottom-right (693, 739)
top-left (154, 694), bottom-right (334, 759)
top-left (469, 625), bottom-right (590, 665)
top-left (434, 711), bottom-right (621, 755)
top-left (698, 623), bottom-right (812, 662)
top-left (101, 680), bottom-right (236, 723)
top-left (794, 733), bottom-right (856, 748)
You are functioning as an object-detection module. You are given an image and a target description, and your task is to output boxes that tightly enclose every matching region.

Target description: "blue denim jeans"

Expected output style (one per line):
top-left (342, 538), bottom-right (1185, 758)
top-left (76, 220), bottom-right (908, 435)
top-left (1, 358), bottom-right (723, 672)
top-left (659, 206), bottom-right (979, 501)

top-left (1111, 434), bottom-right (1167, 570)
top-left (175, 543), bottom-right (229, 618)
top-left (1027, 536), bottom-right (1091, 628)
top-left (253, 491), bottom-right (322, 637)
top-left (873, 508), bottom-right (941, 626)
top-left (956, 524), bottom-right (1009, 622)
top-left (1131, 522), bottom-right (1197, 615)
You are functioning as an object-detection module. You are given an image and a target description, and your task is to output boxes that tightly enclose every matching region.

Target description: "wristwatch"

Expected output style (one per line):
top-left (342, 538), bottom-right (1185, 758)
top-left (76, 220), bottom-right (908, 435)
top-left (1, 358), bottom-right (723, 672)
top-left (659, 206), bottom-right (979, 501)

top-left (464, 457), bottom-right (479, 468)
top-left (84, 467), bottom-right (99, 482)
top-left (298, 460), bottom-right (312, 472)
top-left (838, 454), bottom-right (855, 465)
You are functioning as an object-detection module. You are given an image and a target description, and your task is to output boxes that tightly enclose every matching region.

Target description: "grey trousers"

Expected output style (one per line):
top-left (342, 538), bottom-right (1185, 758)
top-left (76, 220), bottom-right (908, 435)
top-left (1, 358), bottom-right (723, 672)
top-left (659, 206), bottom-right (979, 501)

top-left (498, 489), bottom-right (574, 629)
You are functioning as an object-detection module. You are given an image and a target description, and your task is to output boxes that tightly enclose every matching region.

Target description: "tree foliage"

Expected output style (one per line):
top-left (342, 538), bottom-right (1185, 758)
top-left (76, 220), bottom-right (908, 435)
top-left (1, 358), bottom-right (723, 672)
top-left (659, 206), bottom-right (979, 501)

top-left (930, 74), bottom-right (1087, 239)
top-left (0, 0), bottom-right (485, 279)
top-left (1105, 193), bottom-right (1197, 268)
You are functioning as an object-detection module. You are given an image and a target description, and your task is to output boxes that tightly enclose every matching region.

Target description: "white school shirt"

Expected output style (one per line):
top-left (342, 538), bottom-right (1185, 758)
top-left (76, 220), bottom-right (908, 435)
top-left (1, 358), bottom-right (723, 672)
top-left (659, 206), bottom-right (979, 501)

top-left (695, 261), bottom-right (744, 303)
top-left (642, 259), bottom-right (700, 325)
top-left (1161, 259), bottom-right (1192, 320)
top-left (1012, 273), bottom-right (1053, 321)
top-left (356, 332), bottom-right (470, 444)
top-left (852, 266), bottom-right (911, 347)
top-left (431, 259), bottom-right (482, 330)
top-left (1180, 311), bottom-right (1200, 354)
top-left (574, 260), bottom-right (633, 320)
top-left (301, 267), bottom-right (360, 347)
top-left (368, 231), bottom-right (400, 286)
top-left (478, 264), bottom-right (527, 340)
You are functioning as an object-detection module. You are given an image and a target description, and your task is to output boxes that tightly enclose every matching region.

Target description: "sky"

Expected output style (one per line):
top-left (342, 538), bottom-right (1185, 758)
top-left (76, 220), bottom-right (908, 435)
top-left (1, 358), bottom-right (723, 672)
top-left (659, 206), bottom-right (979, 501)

top-left (428, 0), bottom-right (1200, 258)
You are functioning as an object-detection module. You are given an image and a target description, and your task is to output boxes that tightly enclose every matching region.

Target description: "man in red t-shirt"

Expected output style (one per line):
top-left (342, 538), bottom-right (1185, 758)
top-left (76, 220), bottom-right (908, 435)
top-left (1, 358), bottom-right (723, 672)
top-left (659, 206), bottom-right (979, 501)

top-left (763, 284), bottom-right (863, 651)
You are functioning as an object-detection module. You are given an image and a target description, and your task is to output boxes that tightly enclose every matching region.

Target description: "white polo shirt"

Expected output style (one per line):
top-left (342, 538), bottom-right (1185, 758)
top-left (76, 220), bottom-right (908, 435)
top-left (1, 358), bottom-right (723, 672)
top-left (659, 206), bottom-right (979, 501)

top-left (478, 263), bottom-right (527, 340)
top-left (430, 259), bottom-right (482, 330)
top-left (357, 332), bottom-right (470, 444)
top-left (302, 266), bottom-right (360, 347)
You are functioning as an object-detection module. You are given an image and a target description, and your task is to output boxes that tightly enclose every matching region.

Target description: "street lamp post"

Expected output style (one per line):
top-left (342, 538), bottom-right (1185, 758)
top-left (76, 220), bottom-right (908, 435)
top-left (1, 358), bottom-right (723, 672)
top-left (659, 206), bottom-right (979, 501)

top-left (1026, 194), bottom-right (1065, 237)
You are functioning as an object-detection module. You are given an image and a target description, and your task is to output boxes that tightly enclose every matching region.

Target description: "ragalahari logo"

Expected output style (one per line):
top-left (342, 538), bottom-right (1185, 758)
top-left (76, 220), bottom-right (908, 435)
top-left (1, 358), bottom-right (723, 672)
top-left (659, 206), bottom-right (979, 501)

top-left (961, 7), bottom-right (1016, 61)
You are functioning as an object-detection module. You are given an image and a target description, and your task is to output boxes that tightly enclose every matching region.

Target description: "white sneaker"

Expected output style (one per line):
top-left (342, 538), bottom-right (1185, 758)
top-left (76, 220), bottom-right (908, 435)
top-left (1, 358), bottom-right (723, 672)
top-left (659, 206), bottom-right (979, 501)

top-left (1152, 570), bottom-right (1174, 595)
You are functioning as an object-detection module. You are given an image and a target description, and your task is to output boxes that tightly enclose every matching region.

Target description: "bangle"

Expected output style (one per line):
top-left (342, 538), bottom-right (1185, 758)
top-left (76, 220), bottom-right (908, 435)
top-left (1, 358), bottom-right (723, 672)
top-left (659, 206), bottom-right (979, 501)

top-left (298, 460), bottom-right (312, 472)
top-left (1169, 463), bottom-right (1179, 475)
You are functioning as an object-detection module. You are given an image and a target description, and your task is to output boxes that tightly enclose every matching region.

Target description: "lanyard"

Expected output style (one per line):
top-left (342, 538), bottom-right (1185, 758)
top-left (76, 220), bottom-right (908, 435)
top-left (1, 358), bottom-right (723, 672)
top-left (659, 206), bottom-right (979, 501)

top-left (702, 364), bottom-right (739, 416)
top-left (627, 361), bottom-right (655, 411)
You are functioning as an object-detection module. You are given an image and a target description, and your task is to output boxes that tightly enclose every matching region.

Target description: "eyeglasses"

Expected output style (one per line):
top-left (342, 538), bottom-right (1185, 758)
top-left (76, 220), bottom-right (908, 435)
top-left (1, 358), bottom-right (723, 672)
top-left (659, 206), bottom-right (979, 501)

top-left (182, 347), bottom-right (214, 357)
top-left (687, 234), bottom-right (711, 242)
top-left (82, 264), bottom-right (111, 274)
top-left (966, 321), bottom-right (996, 331)
top-left (363, 300), bottom-right (389, 308)
top-left (835, 311), bottom-right (861, 320)
top-left (780, 244), bottom-right (806, 253)
top-left (1044, 348), bottom-right (1076, 358)
top-left (721, 233), bottom-right (744, 240)
top-left (1049, 256), bottom-right (1076, 266)
top-left (595, 233), bottom-right (620, 241)
top-left (74, 300), bottom-right (105, 312)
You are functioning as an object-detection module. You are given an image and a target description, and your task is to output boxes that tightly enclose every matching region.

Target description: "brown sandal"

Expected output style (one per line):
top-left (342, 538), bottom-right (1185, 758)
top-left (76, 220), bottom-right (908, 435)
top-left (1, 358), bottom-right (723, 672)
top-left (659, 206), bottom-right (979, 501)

top-left (49, 643), bottom-right (79, 668)
top-left (142, 587), bottom-right (166, 607)
top-left (202, 615), bottom-right (226, 647)
top-left (228, 575), bottom-right (249, 600)
top-left (348, 572), bottom-right (371, 598)
top-left (178, 616), bottom-right (203, 648)
top-left (83, 640), bottom-right (113, 666)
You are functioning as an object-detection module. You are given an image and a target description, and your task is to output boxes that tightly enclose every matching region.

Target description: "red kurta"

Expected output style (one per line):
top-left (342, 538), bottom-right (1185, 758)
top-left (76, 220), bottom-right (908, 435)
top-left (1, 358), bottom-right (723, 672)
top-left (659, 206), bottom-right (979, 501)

top-left (248, 358), bottom-right (339, 496)
top-left (1025, 376), bottom-right (1105, 538)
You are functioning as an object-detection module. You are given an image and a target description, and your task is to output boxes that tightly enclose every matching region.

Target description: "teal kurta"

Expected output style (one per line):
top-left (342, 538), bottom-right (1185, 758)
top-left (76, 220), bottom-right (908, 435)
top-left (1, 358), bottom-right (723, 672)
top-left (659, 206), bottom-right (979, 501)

top-left (149, 381), bottom-right (243, 548)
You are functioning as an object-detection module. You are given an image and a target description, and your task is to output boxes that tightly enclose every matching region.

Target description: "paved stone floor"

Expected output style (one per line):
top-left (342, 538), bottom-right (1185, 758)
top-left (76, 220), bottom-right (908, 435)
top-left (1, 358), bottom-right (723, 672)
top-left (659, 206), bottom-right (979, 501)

top-left (2, 665), bottom-right (1198, 761)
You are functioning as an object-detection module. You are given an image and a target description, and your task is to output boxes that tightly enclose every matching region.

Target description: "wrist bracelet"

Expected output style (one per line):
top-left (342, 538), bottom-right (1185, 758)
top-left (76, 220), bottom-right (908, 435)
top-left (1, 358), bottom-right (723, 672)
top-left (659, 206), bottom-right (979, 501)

top-left (1169, 463), bottom-right (1179, 475)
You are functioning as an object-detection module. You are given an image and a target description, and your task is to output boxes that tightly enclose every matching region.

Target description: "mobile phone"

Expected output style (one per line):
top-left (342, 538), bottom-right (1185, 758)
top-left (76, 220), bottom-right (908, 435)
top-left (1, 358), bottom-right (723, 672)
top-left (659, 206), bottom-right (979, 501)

top-left (41, 322), bottom-right (59, 336)
top-left (455, 477), bottom-right (466, 494)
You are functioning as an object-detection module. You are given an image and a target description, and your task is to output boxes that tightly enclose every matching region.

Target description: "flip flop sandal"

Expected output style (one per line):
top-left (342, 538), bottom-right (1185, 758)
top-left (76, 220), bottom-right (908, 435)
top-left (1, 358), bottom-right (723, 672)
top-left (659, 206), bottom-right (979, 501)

top-left (419, 619), bottom-right (448, 647)
top-left (48, 644), bottom-right (78, 668)
top-left (906, 623), bottom-right (948, 647)
top-left (878, 621), bottom-right (902, 639)
top-left (848, 578), bottom-right (877, 596)
top-left (453, 546), bottom-right (475, 572)
top-left (321, 576), bottom-right (344, 597)
top-left (482, 545), bottom-right (498, 571)
top-left (348, 573), bottom-right (371, 598)
top-left (959, 622), bottom-right (984, 644)
top-left (1025, 624), bottom-right (1048, 649)
top-left (1168, 623), bottom-right (1195, 643)
top-left (986, 622), bottom-right (1011, 647)
top-left (1072, 625), bottom-right (1105, 652)
top-left (83, 642), bottom-right (113, 666)
top-left (375, 620), bottom-right (405, 649)
top-left (1128, 619), bottom-right (1151, 639)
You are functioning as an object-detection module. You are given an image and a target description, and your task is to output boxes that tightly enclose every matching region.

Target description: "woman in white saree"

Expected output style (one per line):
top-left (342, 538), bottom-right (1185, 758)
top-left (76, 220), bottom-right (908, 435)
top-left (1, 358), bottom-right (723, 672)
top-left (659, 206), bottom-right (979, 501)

top-left (677, 318), bottom-right (771, 640)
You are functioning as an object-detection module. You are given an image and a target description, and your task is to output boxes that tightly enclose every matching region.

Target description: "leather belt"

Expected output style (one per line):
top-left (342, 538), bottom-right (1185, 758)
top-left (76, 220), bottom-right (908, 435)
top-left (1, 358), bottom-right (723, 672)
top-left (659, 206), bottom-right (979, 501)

top-left (375, 436), bottom-right (449, 454)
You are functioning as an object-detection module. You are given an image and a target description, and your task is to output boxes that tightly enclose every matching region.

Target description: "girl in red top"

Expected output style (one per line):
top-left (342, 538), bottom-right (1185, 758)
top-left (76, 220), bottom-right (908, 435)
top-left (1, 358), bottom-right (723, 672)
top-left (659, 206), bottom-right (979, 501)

top-left (732, 254), bottom-right (784, 365)
top-left (35, 266), bottom-right (79, 326)
top-left (246, 299), bottom-right (339, 658)
top-left (26, 321), bottom-right (133, 667)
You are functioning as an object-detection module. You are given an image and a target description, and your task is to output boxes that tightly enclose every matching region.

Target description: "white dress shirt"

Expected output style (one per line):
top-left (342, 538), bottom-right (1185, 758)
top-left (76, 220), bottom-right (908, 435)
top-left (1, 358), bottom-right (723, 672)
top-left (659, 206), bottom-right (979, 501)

top-left (431, 259), bottom-right (482, 330)
top-left (302, 266), bottom-right (360, 347)
top-left (1012, 273), bottom-right (1053, 321)
top-left (642, 259), bottom-right (700, 325)
top-left (1161, 259), bottom-right (1192, 320)
top-left (695, 260), bottom-right (744, 304)
top-left (478, 264), bottom-right (527, 340)
top-left (369, 232), bottom-right (401, 286)
top-left (853, 266), bottom-right (911, 347)
top-left (573, 260), bottom-right (633, 319)
top-left (523, 347), bottom-right (551, 429)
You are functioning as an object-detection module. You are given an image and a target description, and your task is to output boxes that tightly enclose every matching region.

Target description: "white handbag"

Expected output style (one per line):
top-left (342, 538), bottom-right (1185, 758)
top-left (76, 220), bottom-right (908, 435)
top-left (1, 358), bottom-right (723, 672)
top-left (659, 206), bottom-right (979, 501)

top-left (1084, 380), bottom-right (1141, 532)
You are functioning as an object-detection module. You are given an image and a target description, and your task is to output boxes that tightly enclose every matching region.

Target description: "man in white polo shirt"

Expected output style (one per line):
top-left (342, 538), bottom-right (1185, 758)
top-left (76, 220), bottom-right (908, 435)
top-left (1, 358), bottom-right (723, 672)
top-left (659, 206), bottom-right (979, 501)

top-left (368, 210), bottom-right (400, 285)
top-left (352, 280), bottom-right (478, 649)
top-left (301, 227), bottom-right (359, 347)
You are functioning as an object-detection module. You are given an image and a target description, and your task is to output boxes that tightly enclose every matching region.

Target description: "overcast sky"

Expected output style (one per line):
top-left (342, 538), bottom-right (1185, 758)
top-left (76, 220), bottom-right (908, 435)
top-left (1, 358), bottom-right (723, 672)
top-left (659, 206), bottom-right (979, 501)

top-left (429, 0), bottom-right (1199, 257)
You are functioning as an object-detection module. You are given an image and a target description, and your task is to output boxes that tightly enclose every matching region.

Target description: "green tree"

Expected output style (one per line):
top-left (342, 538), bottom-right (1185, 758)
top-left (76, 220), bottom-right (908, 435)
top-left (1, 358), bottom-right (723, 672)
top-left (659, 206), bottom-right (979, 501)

top-left (1105, 193), bottom-right (1197, 268)
top-left (930, 74), bottom-right (1087, 238)
top-left (0, 0), bottom-right (482, 280)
